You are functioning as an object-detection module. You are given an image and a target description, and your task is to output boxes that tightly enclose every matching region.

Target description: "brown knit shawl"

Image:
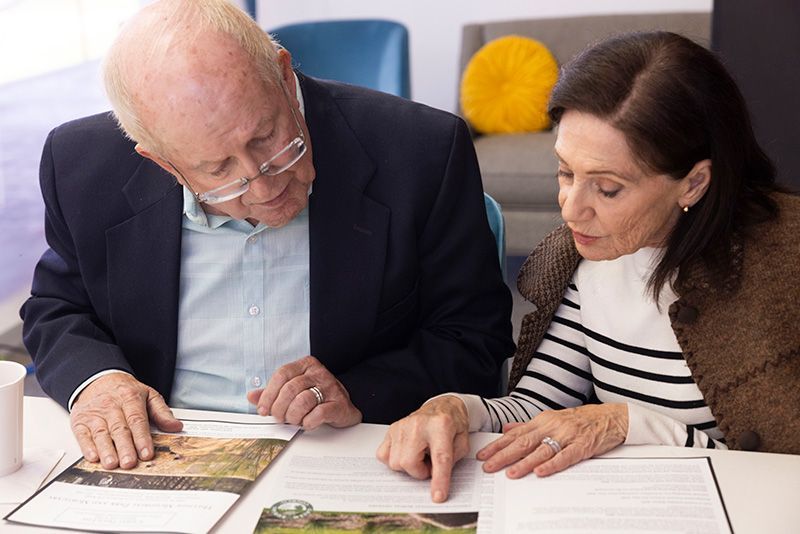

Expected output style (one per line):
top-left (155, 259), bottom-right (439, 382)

top-left (509, 193), bottom-right (800, 454)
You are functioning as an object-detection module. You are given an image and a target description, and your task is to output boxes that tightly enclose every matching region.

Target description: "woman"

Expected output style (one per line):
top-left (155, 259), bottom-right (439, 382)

top-left (377, 30), bottom-right (800, 503)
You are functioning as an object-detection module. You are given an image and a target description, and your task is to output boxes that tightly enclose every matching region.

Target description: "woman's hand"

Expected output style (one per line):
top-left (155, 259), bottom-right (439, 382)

top-left (376, 395), bottom-right (471, 503)
top-left (478, 403), bottom-right (628, 478)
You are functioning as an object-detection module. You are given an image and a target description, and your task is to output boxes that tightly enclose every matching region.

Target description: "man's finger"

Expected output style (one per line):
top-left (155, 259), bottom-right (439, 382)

top-left (88, 420), bottom-right (119, 469)
top-left (106, 411), bottom-right (139, 469)
top-left (72, 422), bottom-right (100, 462)
top-left (247, 388), bottom-right (264, 405)
top-left (301, 401), bottom-right (360, 430)
top-left (270, 374), bottom-right (316, 422)
top-left (284, 388), bottom-right (319, 426)
top-left (122, 398), bottom-right (155, 461)
top-left (258, 361), bottom-right (306, 416)
top-left (299, 403), bottom-right (325, 431)
top-left (146, 389), bottom-right (183, 433)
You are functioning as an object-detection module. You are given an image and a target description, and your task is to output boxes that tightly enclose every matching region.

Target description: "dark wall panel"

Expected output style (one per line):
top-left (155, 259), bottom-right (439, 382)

top-left (712, 0), bottom-right (800, 190)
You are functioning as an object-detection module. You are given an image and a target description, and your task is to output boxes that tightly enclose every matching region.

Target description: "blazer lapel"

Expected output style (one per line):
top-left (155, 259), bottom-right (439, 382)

top-left (105, 159), bottom-right (183, 396)
top-left (301, 76), bottom-right (391, 367)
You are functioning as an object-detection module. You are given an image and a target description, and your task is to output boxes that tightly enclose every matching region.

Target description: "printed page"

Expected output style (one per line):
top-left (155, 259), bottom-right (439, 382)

top-left (501, 457), bottom-right (732, 534)
top-left (5, 418), bottom-right (299, 534)
top-left (255, 453), bottom-right (495, 533)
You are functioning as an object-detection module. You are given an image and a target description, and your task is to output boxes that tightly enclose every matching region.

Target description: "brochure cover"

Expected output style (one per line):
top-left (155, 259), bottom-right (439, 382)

top-left (5, 419), bottom-right (299, 534)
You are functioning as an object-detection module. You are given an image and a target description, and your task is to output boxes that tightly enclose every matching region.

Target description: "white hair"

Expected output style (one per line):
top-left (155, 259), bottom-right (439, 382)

top-left (103, 0), bottom-right (282, 155)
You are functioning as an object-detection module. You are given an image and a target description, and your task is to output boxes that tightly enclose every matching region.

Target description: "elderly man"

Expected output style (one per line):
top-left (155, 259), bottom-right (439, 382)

top-left (21, 0), bottom-right (513, 471)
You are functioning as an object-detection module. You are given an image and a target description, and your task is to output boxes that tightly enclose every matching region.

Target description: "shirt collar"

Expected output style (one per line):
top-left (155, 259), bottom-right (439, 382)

top-left (182, 72), bottom-right (307, 228)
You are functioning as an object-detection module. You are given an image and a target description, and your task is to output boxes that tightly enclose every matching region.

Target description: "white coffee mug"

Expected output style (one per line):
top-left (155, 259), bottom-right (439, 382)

top-left (0, 360), bottom-right (26, 476)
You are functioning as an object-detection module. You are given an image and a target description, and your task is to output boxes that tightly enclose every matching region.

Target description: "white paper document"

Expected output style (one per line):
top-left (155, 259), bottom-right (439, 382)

top-left (500, 457), bottom-right (732, 534)
top-left (254, 444), bottom-right (730, 534)
top-left (255, 452), bottom-right (494, 532)
top-left (0, 447), bottom-right (64, 504)
top-left (5, 418), bottom-right (299, 534)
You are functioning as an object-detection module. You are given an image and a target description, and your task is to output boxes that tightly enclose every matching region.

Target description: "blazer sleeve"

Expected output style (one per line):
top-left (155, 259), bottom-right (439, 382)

top-left (20, 128), bottom-right (134, 409)
top-left (336, 118), bottom-right (515, 423)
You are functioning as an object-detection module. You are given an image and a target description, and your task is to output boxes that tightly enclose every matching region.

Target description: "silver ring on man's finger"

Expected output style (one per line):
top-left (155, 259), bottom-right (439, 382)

top-left (308, 385), bottom-right (324, 405)
top-left (541, 436), bottom-right (562, 454)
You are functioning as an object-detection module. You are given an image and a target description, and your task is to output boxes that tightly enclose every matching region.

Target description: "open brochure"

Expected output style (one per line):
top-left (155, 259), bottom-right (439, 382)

top-left (255, 454), bottom-right (492, 533)
top-left (496, 456), bottom-right (733, 533)
top-left (5, 418), bottom-right (300, 534)
top-left (4, 414), bottom-right (733, 534)
top-left (254, 451), bottom-right (732, 534)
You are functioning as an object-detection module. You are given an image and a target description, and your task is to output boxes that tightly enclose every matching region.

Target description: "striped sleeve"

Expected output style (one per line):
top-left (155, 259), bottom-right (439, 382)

top-left (625, 403), bottom-right (728, 449)
top-left (453, 282), bottom-right (594, 432)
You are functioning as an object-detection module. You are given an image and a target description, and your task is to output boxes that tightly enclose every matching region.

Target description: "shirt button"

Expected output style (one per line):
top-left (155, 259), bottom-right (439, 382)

top-left (251, 376), bottom-right (262, 387)
top-left (248, 236), bottom-right (258, 244)
top-left (248, 305), bottom-right (260, 316)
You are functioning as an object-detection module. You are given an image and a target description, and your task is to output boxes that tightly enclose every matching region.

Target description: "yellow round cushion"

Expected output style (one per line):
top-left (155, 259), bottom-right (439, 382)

top-left (461, 35), bottom-right (559, 134)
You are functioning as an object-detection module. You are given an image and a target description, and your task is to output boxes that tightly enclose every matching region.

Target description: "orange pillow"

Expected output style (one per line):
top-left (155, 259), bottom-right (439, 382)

top-left (461, 35), bottom-right (559, 134)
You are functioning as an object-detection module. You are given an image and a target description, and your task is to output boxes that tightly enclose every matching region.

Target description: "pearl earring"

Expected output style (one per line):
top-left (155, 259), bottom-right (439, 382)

top-left (682, 205), bottom-right (689, 213)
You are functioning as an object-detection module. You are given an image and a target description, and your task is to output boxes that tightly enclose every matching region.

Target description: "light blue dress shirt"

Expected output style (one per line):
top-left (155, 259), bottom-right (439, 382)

top-left (170, 75), bottom-right (310, 413)
top-left (67, 76), bottom-right (312, 413)
top-left (170, 192), bottom-right (311, 413)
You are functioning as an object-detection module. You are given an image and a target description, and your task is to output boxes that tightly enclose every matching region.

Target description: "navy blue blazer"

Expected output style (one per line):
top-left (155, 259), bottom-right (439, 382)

top-left (21, 75), bottom-right (514, 423)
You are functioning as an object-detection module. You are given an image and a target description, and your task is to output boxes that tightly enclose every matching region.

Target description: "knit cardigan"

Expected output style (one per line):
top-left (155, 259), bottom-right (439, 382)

top-left (509, 193), bottom-right (800, 454)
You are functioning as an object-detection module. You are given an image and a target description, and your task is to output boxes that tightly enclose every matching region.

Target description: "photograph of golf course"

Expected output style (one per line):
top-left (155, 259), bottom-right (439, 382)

top-left (254, 509), bottom-right (479, 533)
top-left (56, 433), bottom-right (288, 494)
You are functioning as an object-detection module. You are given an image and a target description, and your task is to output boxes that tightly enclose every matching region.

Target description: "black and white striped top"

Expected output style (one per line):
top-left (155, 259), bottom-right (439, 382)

top-left (456, 247), bottom-right (726, 450)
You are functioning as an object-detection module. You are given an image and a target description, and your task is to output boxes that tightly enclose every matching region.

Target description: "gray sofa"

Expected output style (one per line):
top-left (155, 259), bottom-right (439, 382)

top-left (459, 13), bottom-right (711, 255)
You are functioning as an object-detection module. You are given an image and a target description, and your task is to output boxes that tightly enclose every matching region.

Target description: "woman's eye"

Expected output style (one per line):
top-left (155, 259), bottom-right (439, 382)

top-left (557, 169), bottom-right (574, 180)
top-left (596, 178), bottom-right (622, 198)
top-left (599, 188), bottom-right (621, 198)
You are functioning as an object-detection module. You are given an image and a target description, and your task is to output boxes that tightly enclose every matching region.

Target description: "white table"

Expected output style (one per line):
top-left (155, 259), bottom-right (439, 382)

top-left (3, 396), bottom-right (799, 533)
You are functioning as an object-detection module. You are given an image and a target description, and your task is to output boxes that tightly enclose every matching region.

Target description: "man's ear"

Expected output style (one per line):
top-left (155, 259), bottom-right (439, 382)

top-left (277, 48), bottom-right (297, 99)
top-left (679, 158), bottom-right (712, 210)
top-left (135, 144), bottom-right (186, 185)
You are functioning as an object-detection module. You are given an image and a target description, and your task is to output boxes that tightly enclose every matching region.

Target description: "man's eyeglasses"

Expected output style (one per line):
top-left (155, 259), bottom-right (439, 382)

top-left (170, 84), bottom-right (307, 205)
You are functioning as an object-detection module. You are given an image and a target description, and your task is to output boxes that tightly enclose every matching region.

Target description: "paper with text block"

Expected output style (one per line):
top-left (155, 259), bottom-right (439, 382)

top-left (5, 418), bottom-right (299, 533)
top-left (501, 457), bottom-right (732, 533)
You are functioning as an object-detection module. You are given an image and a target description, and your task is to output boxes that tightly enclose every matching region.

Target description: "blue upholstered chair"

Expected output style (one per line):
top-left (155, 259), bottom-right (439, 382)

top-left (269, 19), bottom-right (411, 99)
top-left (484, 192), bottom-right (509, 394)
top-left (244, 0), bottom-right (257, 19)
top-left (484, 193), bottom-right (506, 277)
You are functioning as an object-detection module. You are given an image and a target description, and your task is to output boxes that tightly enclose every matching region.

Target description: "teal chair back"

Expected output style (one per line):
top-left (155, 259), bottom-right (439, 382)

top-left (484, 193), bottom-right (508, 395)
top-left (483, 193), bottom-right (506, 276)
top-left (269, 19), bottom-right (411, 99)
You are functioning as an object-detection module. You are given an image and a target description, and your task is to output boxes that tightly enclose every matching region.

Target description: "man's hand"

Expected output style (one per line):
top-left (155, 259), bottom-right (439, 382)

top-left (70, 373), bottom-right (183, 469)
top-left (477, 403), bottom-right (628, 478)
top-left (376, 395), bottom-right (471, 503)
top-left (247, 355), bottom-right (361, 430)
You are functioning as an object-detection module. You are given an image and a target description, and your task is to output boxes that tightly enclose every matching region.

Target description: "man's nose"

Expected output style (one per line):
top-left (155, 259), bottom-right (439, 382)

top-left (240, 153), bottom-right (263, 180)
top-left (246, 172), bottom-right (277, 198)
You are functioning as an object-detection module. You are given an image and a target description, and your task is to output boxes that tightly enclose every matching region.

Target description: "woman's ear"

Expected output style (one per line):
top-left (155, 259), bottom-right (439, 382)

top-left (679, 159), bottom-right (712, 210)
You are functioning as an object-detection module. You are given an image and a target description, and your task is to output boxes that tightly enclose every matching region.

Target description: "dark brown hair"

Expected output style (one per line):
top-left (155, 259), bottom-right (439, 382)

top-left (548, 31), bottom-right (779, 298)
